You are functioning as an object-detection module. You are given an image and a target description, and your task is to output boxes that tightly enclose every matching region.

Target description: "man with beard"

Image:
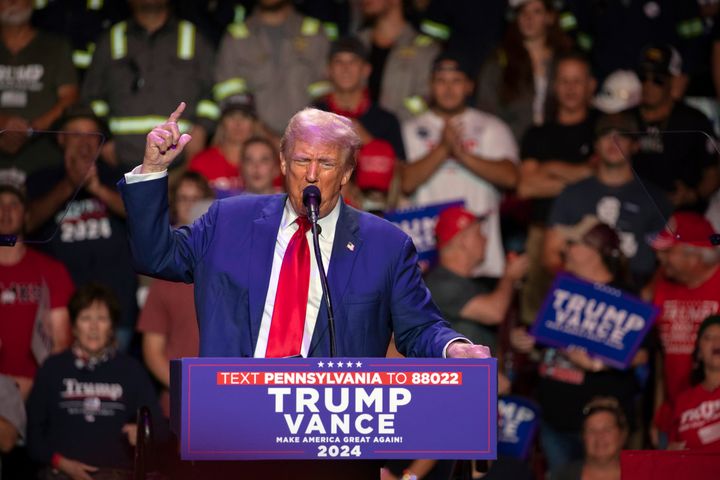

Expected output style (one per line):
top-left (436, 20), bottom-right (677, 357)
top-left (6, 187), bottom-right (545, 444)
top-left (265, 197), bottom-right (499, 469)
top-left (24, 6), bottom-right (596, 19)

top-left (82, 0), bottom-right (215, 168)
top-left (401, 52), bottom-right (520, 278)
top-left (0, 0), bottom-right (78, 174)
top-left (214, 0), bottom-right (331, 136)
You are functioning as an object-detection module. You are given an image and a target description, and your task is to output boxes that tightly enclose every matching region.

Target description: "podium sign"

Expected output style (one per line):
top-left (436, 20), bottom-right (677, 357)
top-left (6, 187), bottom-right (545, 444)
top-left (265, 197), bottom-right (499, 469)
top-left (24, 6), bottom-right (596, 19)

top-left (170, 357), bottom-right (497, 461)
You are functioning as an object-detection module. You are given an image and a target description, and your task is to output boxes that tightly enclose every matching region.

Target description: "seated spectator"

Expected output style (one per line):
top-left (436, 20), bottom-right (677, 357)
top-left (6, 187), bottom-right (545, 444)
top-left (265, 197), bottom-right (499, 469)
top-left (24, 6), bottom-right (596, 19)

top-left (650, 214), bottom-right (720, 446)
top-left (313, 36), bottom-right (406, 160)
top-left (169, 171), bottom-right (214, 227)
top-left (25, 106), bottom-right (139, 352)
top-left (0, 171), bottom-right (73, 400)
top-left (669, 315), bottom-right (720, 451)
top-left (138, 171), bottom-right (214, 417)
top-left (543, 112), bottom-right (671, 290)
top-left (241, 136), bottom-right (282, 195)
top-left (425, 206), bottom-right (528, 354)
top-left (0, 0), bottom-right (78, 174)
top-left (552, 397), bottom-right (628, 480)
top-left (313, 36), bottom-right (405, 212)
top-left (187, 96), bottom-right (261, 197)
top-left (214, 0), bottom-right (331, 136)
top-left (82, 0), bottom-right (215, 168)
top-left (356, 0), bottom-right (439, 121)
top-left (513, 217), bottom-right (646, 472)
top-left (402, 51), bottom-right (519, 278)
top-left (0, 374), bottom-right (26, 466)
top-left (625, 44), bottom-right (719, 210)
top-left (27, 284), bottom-right (165, 478)
top-left (517, 52), bottom-right (597, 325)
top-left (476, 0), bottom-right (573, 141)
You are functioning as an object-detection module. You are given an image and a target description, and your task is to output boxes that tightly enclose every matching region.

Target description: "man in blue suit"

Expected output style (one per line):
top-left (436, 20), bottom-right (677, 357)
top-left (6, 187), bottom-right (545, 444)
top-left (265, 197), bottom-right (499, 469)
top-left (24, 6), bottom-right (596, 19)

top-left (119, 102), bottom-right (490, 360)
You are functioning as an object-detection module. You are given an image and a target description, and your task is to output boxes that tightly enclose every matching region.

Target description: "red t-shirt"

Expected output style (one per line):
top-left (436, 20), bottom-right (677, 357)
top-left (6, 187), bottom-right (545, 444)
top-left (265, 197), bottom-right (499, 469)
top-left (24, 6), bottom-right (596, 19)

top-left (653, 267), bottom-right (720, 430)
top-left (188, 146), bottom-right (243, 193)
top-left (671, 383), bottom-right (720, 450)
top-left (136, 279), bottom-right (199, 416)
top-left (0, 248), bottom-right (74, 377)
top-left (655, 267), bottom-right (720, 402)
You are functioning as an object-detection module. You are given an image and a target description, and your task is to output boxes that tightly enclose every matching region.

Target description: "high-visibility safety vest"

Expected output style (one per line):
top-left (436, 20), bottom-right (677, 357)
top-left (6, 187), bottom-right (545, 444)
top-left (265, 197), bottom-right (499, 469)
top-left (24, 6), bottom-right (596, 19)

top-left (110, 19), bottom-right (197, 60)
top-left (91, 19), bottom-right (218, 129)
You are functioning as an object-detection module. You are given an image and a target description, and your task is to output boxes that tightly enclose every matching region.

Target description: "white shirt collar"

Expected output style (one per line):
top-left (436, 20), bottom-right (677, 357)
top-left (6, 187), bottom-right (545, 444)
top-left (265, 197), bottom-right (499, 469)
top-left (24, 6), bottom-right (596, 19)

top-left (281, 195), bottom-right (342, 240)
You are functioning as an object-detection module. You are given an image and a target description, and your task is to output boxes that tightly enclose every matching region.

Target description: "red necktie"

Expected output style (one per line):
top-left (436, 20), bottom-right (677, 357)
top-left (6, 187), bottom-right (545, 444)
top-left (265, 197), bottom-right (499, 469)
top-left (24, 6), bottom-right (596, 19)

top-left (265, 216), bottom-right (312, 357)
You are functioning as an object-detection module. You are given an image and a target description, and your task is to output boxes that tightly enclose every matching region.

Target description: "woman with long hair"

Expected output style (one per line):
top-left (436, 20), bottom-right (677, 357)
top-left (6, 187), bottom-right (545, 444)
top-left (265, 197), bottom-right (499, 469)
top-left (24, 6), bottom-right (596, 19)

top-left (476, 0), bottom-right (573, 141)
top-left (668, 315), bottom-right (720, 451)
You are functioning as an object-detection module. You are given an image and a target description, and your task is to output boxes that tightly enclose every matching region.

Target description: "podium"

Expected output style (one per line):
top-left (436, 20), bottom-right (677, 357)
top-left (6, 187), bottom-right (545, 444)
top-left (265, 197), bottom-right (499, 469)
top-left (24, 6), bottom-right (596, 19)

top-left (170, 357), bottom-right (497, 461)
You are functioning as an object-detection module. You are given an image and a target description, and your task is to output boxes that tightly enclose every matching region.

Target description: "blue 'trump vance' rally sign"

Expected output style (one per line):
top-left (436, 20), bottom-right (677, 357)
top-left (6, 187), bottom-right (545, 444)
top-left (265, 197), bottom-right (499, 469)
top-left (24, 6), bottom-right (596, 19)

top-left (531, 274), bottom-right (658, 368)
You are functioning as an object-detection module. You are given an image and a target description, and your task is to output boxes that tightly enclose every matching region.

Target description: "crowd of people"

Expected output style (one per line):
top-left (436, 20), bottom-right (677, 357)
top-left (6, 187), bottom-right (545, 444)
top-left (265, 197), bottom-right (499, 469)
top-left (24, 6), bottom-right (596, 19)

top-left (2, 0), bottom-right (720, 479)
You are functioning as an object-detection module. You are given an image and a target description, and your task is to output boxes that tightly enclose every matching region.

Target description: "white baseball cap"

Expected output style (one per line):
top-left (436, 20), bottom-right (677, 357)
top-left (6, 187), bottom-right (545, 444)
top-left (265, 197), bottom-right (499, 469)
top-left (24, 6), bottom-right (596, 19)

top-left (593, 70), bottom-right (642, 114)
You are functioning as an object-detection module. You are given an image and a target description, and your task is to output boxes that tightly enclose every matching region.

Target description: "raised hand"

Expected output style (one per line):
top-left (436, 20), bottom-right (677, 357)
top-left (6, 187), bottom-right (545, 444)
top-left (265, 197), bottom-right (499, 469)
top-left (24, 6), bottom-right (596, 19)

top-left (142, 102), bottom-right (193, 173)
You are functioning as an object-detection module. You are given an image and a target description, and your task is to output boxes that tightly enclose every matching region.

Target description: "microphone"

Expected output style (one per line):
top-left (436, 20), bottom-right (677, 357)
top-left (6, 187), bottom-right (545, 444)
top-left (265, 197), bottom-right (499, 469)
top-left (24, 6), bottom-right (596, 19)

top-left (301, 185), bottom-right (336, 358)
top-left (302, 185), bottom-right (321, 224)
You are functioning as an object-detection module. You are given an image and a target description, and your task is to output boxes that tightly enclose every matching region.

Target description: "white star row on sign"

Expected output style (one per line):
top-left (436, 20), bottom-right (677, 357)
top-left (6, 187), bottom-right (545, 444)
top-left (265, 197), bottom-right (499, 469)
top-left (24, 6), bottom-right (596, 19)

top-left (316, 361), bottom-right (363, 368)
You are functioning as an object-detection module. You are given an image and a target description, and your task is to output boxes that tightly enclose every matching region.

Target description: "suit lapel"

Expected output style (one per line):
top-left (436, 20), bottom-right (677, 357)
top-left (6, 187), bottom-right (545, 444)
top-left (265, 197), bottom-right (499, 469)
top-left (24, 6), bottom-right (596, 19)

top-left (248, 195), bottom-right (285, 348)
top-left (309, 202), bottom-right (363, 356)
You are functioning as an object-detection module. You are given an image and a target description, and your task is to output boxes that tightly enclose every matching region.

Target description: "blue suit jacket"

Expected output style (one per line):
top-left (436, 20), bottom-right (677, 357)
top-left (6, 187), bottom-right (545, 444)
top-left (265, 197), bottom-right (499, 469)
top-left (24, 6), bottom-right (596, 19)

top-left (119, 176), bottom-right (461, 358)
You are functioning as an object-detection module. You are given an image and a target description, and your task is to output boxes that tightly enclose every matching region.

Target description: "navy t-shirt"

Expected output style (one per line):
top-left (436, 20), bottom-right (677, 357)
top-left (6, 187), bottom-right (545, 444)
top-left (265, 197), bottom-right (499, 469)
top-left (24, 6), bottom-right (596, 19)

top-left (548, 176), bottom-right (671, 285)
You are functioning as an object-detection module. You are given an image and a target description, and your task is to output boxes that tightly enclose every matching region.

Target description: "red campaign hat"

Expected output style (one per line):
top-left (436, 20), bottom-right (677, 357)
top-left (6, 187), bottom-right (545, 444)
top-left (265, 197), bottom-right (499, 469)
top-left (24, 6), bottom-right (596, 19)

top-left (355, 139), bottom-right (396, 192)
top-left (435, 206), bottom-right (477, 250)
top-left (649, 211), bottom-right (718, 250)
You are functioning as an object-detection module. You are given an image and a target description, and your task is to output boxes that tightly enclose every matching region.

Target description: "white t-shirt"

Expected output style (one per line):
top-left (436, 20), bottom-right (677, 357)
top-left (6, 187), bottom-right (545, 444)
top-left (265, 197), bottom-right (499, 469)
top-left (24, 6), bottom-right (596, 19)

top-left (402, 108), bottom-right (519, 277)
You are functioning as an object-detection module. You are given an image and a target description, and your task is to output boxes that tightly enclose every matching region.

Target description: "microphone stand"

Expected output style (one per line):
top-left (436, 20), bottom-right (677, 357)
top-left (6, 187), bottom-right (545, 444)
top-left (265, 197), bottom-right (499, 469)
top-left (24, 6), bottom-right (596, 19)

top-left (308, 217), bottom-right (337, 358)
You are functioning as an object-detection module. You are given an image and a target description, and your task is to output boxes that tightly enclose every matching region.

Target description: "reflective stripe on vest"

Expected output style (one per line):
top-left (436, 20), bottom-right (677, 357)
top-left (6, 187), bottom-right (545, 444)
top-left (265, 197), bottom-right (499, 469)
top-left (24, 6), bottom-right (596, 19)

top-left (109, 116), bottom-right (192, 135)
top-left (323, 22), bottom-right (339, 41)
top-left (301, 17), bottom-right (320, 36)
top-left (213, 77), bottom-right (247, 101)
top-left (403, 96), bottom-right (427, 116)
top-left (87, 0), bottom-right (103, 10)
top-left (110, 21), bottom-right (127, 60)
top-left (307, 80), bottom-right (332, 99)
top-left (233, 5), bottom-right (246, 23)
top-left (196, 99), bottom-right (220, 121)
top-left (73, 43), bottom-right (96, 69)
top-left (177, 21), bottom-right (196, 60)
top-left (420, 19), bottom-right (450, 41)
top-left (111, 21), bottom-right (196, 60)
top-left (677, 18), bottom-right (704, 39)
top-left (33, 0), bottom-right (48, 9)
top-left (90, 100), bottom-right (110, 117)
top-left (228, 22), bottom-right (250, 39)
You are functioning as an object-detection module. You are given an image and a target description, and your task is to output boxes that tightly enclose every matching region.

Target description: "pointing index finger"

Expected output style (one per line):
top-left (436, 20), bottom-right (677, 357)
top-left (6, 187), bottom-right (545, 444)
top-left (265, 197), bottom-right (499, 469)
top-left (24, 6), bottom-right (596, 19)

top-left (168, 102), bottom-right (186, 123)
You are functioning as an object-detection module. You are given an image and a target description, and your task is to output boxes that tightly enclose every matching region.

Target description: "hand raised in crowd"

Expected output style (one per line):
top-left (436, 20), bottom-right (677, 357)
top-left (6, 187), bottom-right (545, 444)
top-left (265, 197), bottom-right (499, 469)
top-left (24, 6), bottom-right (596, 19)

top-left (565, 345), bottom-right (607, 372)
top-left (504, 252), bottom-right (529, 283)
top-left (510, 327), bottom-right (535, 354)
top-left (142, 102), bottom-right (193, 173)
top-left (57, 456), bottom-right (99, 480)
top-left (122, 423), bottom-right (138, 447)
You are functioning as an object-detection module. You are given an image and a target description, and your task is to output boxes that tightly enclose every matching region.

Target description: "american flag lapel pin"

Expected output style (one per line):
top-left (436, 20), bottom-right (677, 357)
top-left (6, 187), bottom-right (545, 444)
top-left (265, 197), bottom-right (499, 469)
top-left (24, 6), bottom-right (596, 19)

top-left (346, 242), bottom-right (355, 251)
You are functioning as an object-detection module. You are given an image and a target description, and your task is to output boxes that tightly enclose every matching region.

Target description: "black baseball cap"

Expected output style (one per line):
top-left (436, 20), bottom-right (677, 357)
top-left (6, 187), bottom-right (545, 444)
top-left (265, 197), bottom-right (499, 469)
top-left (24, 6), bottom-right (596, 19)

top-left (637, 44), bottom-right (682, 77)
top-left (432, 51), bottom-right (473, 79)
top-left (328, 36), bottom-right (368, 62)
